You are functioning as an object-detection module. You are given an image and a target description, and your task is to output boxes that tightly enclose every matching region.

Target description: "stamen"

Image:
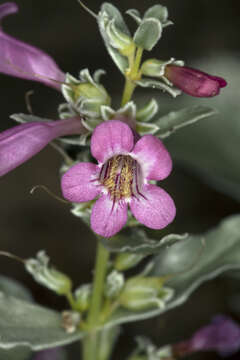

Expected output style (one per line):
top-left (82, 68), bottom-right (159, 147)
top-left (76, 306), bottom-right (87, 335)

top-left (99, 155), bottom-right (142, 201)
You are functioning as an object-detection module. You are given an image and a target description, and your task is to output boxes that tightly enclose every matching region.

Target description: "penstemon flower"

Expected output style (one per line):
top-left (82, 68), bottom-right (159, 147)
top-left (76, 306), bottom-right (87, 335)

top-left (61, 119), bottom-right (176, 237)
top-left (0, 2), bottom-right (65, 89)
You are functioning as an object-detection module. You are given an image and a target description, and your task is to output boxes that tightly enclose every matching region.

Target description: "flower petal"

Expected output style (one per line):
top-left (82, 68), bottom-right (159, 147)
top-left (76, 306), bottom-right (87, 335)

top-left (0, 2), bottom-right (65, 90)
top-left (61, 162), bottom-right (99, 202)
top-left (91, 195), bottom-right (128, 237)
top-left (131, 135), bottom-right (172, 180)
top-left (0, 117), bottom-right (84, 176)
top-left (130, 184), bottom-right (176, 229)
top-left (0, 2), bottom-right (18, 20)
top-left (91, 120), bottom-right (134, 163)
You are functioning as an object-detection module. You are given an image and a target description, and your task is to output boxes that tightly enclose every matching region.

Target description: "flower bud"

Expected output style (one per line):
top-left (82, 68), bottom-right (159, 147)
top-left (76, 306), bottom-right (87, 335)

top-left (119, 276), bottom-right (174, 311)
top-left (114, 253), bottom-right (145, 271)
top-left (62, 70), bottom-right (111, 119)
top-left (165, 65), bottom-right (227, 97)
top-left (25, 251), bottom-right (72, 296)
top-left (105, 270), bottom-right (125, 299)
top-left (74, 284), bottom-right (92, 312)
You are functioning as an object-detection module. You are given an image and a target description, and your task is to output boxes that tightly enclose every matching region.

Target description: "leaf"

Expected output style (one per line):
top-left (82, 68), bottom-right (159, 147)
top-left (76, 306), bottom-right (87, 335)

top-left (0, 277), bottom-right (33, 359)
top-left (155, 105), bottom-right (218, 138)
top-left (100, 227), bottom-right (188, 254)
top-left (164, 55), bottom-right (240, 200)
top-left (0, 293), bottom-right (82, 351)
top-left (143, 5), bottom-right (169, 24)
top-left (98, 3), bottom-right (129, 74)
top-left (0, 275), bottom-right (32, 302)
top-left (0, 347), bottom-right (32, 360)
top-left (103, 215), bottom-right (240, 327)
top-left (134, 19), bottom-right (162, 51)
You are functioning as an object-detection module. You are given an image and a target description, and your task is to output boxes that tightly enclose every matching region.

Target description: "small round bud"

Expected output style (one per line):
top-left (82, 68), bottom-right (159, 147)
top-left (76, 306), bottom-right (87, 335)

top-left (74, 284), bottom-right (92, 312)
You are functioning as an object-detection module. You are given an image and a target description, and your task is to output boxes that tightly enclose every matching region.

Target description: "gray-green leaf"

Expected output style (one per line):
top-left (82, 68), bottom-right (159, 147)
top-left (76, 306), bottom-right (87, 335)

top-left (134, 18), bottom-right (162, 51)
top-left (103, 215), bottom-right (240, 327)
top-left (98, 3), bottom-right (129, 74)
top-left (0, 294), bottom-right (82, 351)
top-left (155, 105), bottom-right (218, 138)
top-left (100, 227), bottom-right (187, 254)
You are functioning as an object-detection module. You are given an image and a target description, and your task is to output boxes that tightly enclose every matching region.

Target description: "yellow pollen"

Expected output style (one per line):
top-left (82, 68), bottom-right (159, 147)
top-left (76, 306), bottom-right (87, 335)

top-left (101, 155), bottom-right (135, 200)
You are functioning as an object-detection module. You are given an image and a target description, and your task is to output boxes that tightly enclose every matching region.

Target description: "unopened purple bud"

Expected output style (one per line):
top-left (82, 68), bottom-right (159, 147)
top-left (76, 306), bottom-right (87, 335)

top-left (0, 2), bottom-right (65, 90)
top-left (0, 117), bottom-right (86, 177)
top-left (165, 64), bottom-right (227, 97)
top-left (173, 315), bottom-right (240, 357)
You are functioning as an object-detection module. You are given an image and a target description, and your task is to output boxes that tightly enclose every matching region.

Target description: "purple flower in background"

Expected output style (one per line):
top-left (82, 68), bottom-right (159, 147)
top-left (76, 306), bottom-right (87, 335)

top-left (0, 117), bottom-right (87, 177)
top-left (0, 2), bottom-right (65, 90)
top-left (33, 347), bottom-right (64, 360)
top-left (165, 64), bottom-right (227, 97)
top-left (173, 315), bottom-right (240, 357)
top-left (61, 120), bottom-right (175, 237)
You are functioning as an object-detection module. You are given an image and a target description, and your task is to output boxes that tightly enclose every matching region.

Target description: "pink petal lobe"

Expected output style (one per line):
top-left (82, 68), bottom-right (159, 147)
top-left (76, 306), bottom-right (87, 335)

top-left (132, 135), bottom-right (172, 180)
top-left (91, 120), bottom-right (134, 163)
top-left (91, 195), bottom-right (128, 237)
top-left (130, 184), bottom-right (176, 229)
top-left (61, 162), bottom-right (99, 203)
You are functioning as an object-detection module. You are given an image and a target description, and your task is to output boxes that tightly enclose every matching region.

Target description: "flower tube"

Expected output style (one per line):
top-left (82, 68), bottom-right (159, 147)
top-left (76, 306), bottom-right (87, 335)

top-left (165, 64), bottom-right (227, 97)
top-left (0, 117), bottom-right (86, 176)
top-left (61, 120), bottom-right (176, 237)
top-left (0, 2), bottom-right (65, 90)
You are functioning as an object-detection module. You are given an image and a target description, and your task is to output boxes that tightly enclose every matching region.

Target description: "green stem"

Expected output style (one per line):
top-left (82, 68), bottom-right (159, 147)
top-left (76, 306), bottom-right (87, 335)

top-left (121, 46), bottom-right (144, 107)
top-left (82, 241), bottom-right (110, 360)
top-left (121, 78), bottom-right (136, 107)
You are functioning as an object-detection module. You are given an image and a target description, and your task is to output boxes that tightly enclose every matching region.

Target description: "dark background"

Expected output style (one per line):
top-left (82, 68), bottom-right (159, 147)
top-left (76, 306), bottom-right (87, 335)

top-left (0, 1), bottom-right (240, 359)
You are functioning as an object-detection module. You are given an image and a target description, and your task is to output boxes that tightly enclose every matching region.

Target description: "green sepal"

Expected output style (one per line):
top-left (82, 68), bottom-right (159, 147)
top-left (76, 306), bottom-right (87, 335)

top-left (100, 101), bottom-right (136, 121)
top-left (136, 98), bottom-right (159, 123)
top-left (136, 78), bottom-right (181, 97)
top-left (136, 121), bottom-right (159, 135)
top-left (134, 18), bottom-right (162, 51)
top-left (155, 105), bottom-right (218, 138)
top-left (100, 227), bottom-right (188, 254)
top-left (102, 215), bottom-right (240, 328)
top-left (141, 58), bottom-right (184, 79)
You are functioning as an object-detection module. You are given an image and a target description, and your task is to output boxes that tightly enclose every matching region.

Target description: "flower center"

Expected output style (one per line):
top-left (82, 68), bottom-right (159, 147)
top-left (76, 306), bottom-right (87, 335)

top-left (99, 155), bottom-right (142, 201)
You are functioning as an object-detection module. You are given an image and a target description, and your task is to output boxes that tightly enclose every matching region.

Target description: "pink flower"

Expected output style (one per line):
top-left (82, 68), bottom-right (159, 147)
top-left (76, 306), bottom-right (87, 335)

top-left (61, 120), bottom-right (176, 237)
top-left (0, 117), bottom-right (87, 177)
top-left (0, 2), bottom-right (65, 90)
top-left (165, 65), bottom-right (227, 97)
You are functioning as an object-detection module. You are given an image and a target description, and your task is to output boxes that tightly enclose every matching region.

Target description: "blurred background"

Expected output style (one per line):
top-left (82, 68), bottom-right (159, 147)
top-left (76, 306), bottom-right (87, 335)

top-left (0, 0), bottom-right (240, 359)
